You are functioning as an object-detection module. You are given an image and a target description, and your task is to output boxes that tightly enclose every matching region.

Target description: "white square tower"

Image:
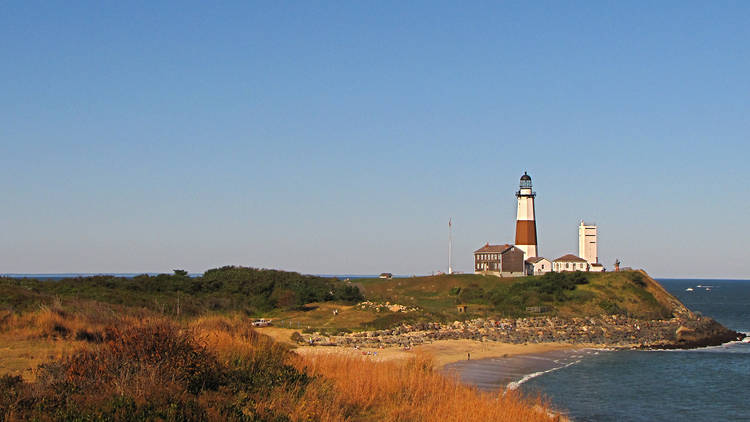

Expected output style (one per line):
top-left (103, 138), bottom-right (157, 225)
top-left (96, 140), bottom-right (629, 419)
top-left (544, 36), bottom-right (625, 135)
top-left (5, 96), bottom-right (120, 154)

top-left (578, 221), bottom-right (598, 264)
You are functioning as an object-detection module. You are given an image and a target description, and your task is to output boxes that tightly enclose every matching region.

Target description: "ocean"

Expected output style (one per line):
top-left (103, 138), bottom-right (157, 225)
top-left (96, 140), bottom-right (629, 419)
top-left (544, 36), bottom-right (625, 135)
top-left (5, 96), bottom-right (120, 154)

top-left (453, 279), bottom-right (750, 421)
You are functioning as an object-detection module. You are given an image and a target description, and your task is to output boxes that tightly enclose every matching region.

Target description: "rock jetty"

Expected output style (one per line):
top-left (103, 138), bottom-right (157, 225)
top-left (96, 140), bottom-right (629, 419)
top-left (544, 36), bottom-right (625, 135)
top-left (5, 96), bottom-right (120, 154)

top-left (299, 315), bottom-right (743, 350)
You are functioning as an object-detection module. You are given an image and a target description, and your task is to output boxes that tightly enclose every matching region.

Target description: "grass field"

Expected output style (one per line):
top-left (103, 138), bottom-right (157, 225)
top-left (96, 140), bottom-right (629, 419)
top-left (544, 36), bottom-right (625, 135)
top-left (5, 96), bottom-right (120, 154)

top-left (1, 269), bottom-right (679, 337)
top-left (241, 270), bottom-right (678, 335)
top-left (352, 270), bottom-right (676, 321)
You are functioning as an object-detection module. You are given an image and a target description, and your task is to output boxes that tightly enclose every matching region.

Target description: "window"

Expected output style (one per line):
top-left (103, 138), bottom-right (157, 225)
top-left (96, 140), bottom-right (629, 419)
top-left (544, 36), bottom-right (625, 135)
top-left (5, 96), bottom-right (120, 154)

top-left (566, 263), bottom-right (570, 269)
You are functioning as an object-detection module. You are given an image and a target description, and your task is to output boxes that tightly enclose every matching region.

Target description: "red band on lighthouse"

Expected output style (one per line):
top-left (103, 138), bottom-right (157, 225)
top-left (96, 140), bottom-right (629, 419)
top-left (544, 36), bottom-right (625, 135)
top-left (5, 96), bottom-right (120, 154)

top-left (515, 220), bottom-right (537, 245)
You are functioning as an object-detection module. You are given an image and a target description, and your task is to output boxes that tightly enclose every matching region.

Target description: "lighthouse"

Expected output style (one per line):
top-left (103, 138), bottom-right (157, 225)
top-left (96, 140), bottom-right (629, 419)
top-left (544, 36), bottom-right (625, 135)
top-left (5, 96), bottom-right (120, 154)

top-left (515, 172), bottom-right (538, 258)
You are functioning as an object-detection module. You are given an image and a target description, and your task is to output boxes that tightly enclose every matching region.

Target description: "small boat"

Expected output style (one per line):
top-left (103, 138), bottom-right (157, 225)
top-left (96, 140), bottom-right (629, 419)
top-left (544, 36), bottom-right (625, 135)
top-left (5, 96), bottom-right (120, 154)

top-left (705, 287), bottom-right (711, 291)
top-left (742, 337), bottom-right (750, 343)
top-left (685, 288), bottom-right (694, 292)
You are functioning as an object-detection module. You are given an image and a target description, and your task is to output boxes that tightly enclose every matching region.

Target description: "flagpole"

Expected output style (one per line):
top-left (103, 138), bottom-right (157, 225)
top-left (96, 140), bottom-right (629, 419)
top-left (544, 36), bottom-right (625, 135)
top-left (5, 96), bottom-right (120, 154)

top-left (448, 218), bottom-right (453, 275)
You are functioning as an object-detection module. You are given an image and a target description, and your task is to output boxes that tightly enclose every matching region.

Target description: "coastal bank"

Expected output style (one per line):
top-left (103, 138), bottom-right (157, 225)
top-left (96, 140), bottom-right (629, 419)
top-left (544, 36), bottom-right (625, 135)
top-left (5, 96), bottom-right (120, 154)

top-left (290, 273), bottom-right (742, 357)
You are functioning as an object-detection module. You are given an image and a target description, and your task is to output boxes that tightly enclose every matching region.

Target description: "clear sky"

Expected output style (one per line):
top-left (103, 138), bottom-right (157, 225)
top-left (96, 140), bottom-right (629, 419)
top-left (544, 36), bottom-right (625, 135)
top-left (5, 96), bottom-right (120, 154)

top-left (1, 2), bottom-right (748, 278)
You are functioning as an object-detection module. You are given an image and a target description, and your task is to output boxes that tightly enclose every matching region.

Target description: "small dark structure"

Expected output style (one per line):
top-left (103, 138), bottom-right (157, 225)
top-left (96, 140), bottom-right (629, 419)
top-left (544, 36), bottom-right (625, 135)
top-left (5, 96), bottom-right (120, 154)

top-left (456, 305), bottom-right (468, 313)
top-left (379, 273), bottom-right (393, 279)
top-left (525, 306), bottom-right (550, 314)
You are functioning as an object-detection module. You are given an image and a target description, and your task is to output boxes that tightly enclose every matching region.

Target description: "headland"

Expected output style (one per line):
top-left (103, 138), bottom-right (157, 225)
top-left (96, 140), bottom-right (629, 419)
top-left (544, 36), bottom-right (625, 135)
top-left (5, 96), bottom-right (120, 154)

top-left (0, 266), bottom-right (744, 421)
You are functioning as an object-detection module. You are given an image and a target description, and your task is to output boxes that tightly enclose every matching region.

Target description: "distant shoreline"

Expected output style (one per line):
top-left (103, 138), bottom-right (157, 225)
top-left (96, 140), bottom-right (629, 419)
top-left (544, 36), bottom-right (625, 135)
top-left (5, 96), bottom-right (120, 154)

top-left (4, 273), bottom-right (750, 281)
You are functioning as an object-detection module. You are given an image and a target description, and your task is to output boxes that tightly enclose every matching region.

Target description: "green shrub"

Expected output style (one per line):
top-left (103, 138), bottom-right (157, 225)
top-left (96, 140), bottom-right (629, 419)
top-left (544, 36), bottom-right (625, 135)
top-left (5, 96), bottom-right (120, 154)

top-left (484, 272), bottom-right (593, 315)
top-left (0, 266), bottom-right (364, 316)
top-left (629, 272), bottom-right (646, 287)
top-left (458, 285), bottom-right (487, 304)
top-left (599, 300), bottom-right (624, 315)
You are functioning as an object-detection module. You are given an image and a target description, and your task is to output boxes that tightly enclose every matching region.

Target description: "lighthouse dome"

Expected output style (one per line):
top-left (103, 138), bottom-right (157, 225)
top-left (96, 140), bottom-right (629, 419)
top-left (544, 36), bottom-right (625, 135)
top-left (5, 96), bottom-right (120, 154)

top-left (519, 172), bottom-right (533, 189)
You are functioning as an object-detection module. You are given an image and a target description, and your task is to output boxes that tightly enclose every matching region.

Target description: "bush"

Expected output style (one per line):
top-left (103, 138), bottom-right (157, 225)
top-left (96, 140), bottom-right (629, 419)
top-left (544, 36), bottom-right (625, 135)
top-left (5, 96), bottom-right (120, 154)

top-left (599, 300), bottom-right (624, 315)
top-left (458, 285), bottom-right (487, 304)
top-left (486, 271), bottom-right (592, 315)
top-left (0, 319), bottom-right (311, 421)
top-left (74, 329), bottom-right (103, 343)
top-left (1, 266), bottom-right (364, 316)
top-left (630, 272), bottom-right (646, 287)
top-left (290, 331), bottom-right (304, 343)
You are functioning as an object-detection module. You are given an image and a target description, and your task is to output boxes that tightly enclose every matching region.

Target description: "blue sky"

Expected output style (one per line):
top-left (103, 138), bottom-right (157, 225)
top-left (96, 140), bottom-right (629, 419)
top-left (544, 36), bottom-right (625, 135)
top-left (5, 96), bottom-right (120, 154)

top-left (1, 2), bottom-right (748, 278)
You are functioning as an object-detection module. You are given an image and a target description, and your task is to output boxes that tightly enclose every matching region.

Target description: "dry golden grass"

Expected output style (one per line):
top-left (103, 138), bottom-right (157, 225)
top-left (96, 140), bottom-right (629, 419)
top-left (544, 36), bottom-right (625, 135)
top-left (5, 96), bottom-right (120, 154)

top-left (190, 314), bottom-right (285, 360)
top-left (295, 353), bottom-right (559, 422)
top-left (186, 315), bottom-right (561, 421)
top-left (1, 310), bottom-right (561, 421)
top-left (0, 303), bottom-right (155, 381)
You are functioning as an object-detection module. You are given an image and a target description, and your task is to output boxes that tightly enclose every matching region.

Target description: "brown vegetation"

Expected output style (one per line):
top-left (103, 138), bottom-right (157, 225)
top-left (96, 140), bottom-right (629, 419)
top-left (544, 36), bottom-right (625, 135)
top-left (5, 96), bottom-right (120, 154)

top-left (0, 309), bottom-right (559, 421)
top-left (297, 353), bottom-right (557, 421)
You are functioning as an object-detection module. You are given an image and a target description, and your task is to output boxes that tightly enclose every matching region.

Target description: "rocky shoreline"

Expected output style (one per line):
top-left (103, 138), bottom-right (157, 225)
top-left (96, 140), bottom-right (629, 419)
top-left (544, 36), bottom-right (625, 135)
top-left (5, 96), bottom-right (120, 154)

top-left (300, 315), bottom-right (744, 350)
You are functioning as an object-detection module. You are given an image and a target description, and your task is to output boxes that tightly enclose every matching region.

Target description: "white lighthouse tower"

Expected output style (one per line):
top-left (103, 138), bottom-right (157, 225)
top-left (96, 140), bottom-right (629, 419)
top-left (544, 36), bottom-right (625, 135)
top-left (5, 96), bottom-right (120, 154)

top-left (515, 172), bottom-right (538, 259)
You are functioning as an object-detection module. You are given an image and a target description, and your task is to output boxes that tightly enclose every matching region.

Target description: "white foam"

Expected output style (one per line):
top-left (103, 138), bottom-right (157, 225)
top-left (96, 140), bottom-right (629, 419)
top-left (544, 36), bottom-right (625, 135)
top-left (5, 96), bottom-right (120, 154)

top-left (644, 339), bottom-right (749, 353)
top-left (505, 359), bottom-right (582, 390)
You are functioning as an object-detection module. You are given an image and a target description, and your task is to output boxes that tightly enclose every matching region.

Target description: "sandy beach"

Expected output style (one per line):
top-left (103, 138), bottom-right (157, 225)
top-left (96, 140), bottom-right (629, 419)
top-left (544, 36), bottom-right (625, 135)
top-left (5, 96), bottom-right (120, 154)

top-left (444, 348), bottom-right (607, 391)
top-left (260, 326), bottom-right (601, 369)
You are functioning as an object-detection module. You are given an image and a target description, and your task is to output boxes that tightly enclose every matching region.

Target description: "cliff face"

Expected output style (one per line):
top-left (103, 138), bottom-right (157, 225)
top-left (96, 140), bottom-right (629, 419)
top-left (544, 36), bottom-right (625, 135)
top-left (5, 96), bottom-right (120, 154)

top-left (637, 271), bottom-right (693, 318)
top-left (666, 317), bottom-right (744, 349)
top-left (636, 271), bottom-right (744, 347)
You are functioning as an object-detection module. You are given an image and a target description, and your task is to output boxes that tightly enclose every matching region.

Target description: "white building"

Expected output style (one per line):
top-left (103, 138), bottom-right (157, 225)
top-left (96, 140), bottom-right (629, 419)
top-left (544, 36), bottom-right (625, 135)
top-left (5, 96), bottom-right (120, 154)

top-left (526, 257), bottom-right (552, 275)
top-left (553, 254), bottom-right (589, 272)
top-left (578, 221), bottom-right (598, 265)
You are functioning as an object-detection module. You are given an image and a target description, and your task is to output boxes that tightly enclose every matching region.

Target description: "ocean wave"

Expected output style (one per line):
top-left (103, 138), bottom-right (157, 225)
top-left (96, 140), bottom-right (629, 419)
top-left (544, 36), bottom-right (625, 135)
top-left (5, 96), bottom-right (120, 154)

top-left (643, 339), bottom-right (750, 353)
top-left (505, 359), bottom-right (582, 390)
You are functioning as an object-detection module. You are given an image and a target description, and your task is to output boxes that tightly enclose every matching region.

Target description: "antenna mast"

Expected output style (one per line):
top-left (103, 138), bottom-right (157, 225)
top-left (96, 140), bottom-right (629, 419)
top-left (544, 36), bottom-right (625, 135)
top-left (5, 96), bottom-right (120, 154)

top-left (448, 218), bottom-right (453, 274)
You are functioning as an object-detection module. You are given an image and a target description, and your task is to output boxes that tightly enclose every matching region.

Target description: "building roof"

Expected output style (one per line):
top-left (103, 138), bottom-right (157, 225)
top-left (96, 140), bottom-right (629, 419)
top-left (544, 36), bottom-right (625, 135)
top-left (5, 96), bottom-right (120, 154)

top-left (526, 256), bottom-right (549, 264)
top-left (553, 254), bottom-right (588, 263)
top-left (520, 172), bottom-right (531, 181)
top-left (474, 243), bottom-right (513, 254)
top-left (590, 263), bottom-right (604, 267)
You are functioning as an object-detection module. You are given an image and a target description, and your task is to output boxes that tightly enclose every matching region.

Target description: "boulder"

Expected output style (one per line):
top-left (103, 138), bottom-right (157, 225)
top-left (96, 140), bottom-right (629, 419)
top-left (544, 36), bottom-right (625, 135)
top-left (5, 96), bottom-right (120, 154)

top-left (675, 326), bottom-right (696, 342)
